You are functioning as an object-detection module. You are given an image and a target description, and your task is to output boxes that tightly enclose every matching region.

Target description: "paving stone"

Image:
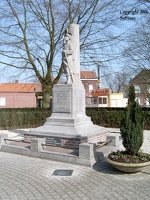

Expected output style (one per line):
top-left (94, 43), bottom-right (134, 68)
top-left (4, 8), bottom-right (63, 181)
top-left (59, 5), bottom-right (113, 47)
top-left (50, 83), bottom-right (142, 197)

top-left (0, 152), bottom-right (150, 200)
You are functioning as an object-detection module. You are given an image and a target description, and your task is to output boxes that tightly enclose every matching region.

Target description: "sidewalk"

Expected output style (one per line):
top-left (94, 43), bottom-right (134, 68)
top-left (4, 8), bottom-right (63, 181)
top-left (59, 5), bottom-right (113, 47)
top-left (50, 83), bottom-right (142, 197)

top-left (0, 151), bottom-right (150, 200)
top-left (0, 129), bottom-right (150, 199)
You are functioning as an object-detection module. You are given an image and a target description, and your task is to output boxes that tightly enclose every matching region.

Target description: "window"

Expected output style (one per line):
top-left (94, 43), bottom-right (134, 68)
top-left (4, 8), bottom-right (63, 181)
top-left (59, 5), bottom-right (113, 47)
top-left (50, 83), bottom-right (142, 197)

top-left (135, 97), bottom-right (140, 104)
top-left (93, 98), bottom-right (97, 104)
top-left (147, 86), bottom-right (150, 93)
top-left (89, 84), bottom-right (93, 92)
top-left (148, 97), bottom-right (150, 105)
top-left (134, 85), bottom-right (140, 93)
top-left (98, 97), bottom-right (107, 104)
top-left (91, 97), bottom-right (97, 104)
top-left (146, 97), bottom-right (150, 106)
top-left (0, 98), bottom-right (6, 106)
top-left (99, 98), bottom-right (102, 104)
top-left (103, 98), bottom-right (107, 104)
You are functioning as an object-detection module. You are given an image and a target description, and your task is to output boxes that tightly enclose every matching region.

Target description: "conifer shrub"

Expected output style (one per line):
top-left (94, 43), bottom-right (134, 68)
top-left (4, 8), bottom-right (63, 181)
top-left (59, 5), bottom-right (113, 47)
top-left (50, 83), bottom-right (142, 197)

top-left (120, 85), bottom-right (144, 155)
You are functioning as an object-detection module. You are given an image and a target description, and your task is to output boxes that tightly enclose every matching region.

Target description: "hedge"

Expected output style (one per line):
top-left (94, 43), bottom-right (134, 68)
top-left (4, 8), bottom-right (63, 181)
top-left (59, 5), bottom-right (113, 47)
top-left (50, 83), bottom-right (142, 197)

top-left (86, 107), bottom-right (150, 130)
top-left (86, 107), bottom-right (125, 128)
top-left (0, 107), bottom-right (149, 130)
top-left (0, 108), bottom-right (51, 130)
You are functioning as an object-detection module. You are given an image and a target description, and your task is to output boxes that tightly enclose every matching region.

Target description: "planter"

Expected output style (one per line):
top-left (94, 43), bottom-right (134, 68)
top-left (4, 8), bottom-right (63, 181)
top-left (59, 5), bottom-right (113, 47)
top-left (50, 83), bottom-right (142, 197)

top-left (106, 156), bottom-right (150, 173)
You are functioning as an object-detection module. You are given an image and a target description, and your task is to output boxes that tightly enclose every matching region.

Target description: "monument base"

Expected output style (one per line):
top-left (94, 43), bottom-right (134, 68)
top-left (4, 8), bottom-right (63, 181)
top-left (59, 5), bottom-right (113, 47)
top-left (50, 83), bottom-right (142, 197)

top-left (24, 120), bottom-right (108, 148)
top-left (24, 84), bottom-right (110, 148)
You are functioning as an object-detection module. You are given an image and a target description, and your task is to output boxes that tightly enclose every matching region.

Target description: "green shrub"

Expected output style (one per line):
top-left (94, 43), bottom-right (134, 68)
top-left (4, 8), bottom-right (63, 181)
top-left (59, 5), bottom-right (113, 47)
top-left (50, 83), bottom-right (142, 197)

top-left (86, 107), bottom-right (125, 128)
top-left (0, 106), bottom-right (149, 130)
top-left (0, 108), bottom-right (51, 129)
top-left (120, 85), bottom-right (144, 155)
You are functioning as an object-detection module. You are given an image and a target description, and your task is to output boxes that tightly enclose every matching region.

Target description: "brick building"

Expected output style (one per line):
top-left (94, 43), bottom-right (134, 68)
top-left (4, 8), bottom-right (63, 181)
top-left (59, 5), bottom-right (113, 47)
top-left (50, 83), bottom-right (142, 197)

top-left (88, 88), bottom-right (127, 107)
top-left (80, 71), bottom-right (98, 104)
top-left (80, 71), bottom-right (127, 107)
top-left (130, 69), bottom-right (150, 106)
top-left (0, 83), bottom-right (42, 108)
top-left (0, 70), bottom-right (128, 108)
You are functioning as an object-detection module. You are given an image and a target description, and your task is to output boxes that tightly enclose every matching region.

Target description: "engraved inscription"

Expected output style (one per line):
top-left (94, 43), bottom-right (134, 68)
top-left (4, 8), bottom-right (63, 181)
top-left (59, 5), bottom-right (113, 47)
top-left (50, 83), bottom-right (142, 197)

top-left (46, 137), bottom-right (61, 146)
top-left (57, 92), bottom-right (67, 105)
top-left (53, 89), bottom-right (71, 113)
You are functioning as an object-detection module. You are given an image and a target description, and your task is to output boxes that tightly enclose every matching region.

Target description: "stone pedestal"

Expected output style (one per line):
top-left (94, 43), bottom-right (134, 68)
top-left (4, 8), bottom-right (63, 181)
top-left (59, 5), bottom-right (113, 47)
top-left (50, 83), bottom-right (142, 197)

top-left (24, 83), bottom-right (109, 148)
top-left (30, 138), bottom-right (45, 152)
top-left (0, 133), bottom-right (8, 149)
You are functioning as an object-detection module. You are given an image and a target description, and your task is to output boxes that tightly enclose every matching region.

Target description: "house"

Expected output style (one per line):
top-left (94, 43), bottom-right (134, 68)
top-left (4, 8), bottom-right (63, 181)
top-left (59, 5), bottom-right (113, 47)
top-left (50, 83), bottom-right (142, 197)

top-left (0, 69), bottom-right (128, 108)
top-left (110, 92), bottom-right (127, 107)
top-left (80, 70), bottom-right (98, 104)
top-left (91, 88), bottom-right (110, 107)
top-left (0, 83), bottom-right (42, 108)
top-left (0, 71), bottom-right (97, 108)
top-left (130, 69), bottom-right (150, 106)
top-left (87, 88), bottom-right (127, 107)
top-left (80, 71), bottom-right (127, 107)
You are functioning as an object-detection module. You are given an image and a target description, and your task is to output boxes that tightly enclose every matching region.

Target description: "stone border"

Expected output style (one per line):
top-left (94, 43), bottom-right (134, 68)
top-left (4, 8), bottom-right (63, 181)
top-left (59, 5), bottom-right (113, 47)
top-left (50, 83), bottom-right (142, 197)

top-left (0, 133), bottom-right (120, 167)
top-left (0, 134), bottom-right (99, 167)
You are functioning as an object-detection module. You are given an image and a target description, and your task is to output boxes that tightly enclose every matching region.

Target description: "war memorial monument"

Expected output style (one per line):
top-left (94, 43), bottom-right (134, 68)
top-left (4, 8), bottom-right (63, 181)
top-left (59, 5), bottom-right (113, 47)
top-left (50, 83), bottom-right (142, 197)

top-left (24, 24), bottom-right (109, 148)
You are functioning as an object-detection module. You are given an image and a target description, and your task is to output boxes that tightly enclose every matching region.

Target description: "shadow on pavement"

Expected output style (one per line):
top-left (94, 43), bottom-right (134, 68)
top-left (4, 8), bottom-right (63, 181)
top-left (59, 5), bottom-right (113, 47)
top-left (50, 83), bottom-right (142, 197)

top-left (93, 160), bottom-right (150, 178)
top-left (93, 160), bottom-right (125, 175)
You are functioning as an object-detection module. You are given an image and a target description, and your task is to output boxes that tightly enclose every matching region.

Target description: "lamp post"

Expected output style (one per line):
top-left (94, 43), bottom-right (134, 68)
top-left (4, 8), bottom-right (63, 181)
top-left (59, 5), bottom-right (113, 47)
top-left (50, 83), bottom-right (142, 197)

top-left (97, 64), bottom-right (100, 89)
top-left (90, 57), bottom-right (101, 89)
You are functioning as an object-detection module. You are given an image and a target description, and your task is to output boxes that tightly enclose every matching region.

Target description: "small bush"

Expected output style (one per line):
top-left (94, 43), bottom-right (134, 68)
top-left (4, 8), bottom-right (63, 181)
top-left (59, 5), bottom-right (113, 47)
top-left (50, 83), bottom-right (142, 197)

top-left (120, 85), bottom-right (144, 155)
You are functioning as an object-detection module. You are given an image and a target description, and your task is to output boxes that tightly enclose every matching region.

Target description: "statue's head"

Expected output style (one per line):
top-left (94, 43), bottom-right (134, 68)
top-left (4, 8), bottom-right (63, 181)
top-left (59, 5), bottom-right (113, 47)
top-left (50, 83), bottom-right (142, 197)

top-left (65, 34), bottom-right (71, 42)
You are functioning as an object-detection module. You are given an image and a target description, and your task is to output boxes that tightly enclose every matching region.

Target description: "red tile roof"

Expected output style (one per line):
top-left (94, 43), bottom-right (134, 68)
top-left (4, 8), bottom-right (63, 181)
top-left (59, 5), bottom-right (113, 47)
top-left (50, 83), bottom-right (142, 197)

top-left (0, 83), bottom-right (42, 93)
top-left (80, 71), bottom-right (97, 79)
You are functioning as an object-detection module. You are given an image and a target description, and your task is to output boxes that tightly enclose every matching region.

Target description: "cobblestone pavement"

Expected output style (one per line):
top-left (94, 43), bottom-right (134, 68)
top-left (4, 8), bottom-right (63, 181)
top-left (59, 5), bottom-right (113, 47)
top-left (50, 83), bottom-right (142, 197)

top-left (0, 152), bottom-right (150, 200)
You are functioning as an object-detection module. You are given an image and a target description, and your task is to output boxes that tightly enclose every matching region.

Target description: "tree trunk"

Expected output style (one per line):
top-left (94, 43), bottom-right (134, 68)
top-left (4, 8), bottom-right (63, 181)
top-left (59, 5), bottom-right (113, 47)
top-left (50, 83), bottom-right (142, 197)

top-left (42, 84), bottom-right (53, 108)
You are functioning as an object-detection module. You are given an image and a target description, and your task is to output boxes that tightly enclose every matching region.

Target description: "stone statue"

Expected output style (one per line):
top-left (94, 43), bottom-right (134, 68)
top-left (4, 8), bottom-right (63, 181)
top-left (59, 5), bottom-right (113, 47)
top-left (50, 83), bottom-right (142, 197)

top-left (62, 24), bottom-right (81, 84)
top-left (62, 30), bottom-right (74, 84)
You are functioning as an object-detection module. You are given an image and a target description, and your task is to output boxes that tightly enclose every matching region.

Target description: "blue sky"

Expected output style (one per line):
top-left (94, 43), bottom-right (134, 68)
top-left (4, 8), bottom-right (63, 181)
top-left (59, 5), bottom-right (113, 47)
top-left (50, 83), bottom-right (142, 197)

top-left (0, 0), bottom-right (149, 85)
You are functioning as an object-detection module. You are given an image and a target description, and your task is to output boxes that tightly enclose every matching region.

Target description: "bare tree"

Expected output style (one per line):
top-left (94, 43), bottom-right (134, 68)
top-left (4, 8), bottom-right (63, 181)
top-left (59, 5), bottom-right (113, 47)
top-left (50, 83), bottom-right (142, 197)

top-left (0, 0), bottom-right (134, 107)
top-left (123, 14), bottom-right (150, 73)
top-left (103, 70), bottom-right (130, 93)
top-left (124, 33), bottom-right (150, 72)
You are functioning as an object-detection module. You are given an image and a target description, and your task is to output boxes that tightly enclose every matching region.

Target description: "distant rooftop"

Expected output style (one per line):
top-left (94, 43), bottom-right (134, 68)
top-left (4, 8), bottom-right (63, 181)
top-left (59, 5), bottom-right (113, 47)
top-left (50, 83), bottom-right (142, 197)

top-left (130, 69), bottom-right (150, 84)
top-left (80, 71), bottom-right (97, 79)
top-left (0, 83), bottom-right (42, 93)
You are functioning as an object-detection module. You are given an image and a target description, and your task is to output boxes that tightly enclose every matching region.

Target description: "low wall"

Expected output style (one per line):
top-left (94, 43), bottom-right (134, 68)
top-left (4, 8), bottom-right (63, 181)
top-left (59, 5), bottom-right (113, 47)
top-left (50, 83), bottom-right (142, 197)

top-left (1, 135), bottom-right (99, 167)
top-left (0, 132), bottom-right (121, 167)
